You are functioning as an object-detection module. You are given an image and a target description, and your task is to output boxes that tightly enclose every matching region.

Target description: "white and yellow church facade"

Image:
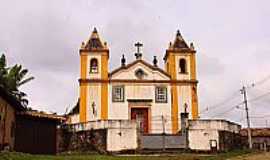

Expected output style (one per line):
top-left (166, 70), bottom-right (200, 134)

top-left (73, 28), bottom-right (199, 134)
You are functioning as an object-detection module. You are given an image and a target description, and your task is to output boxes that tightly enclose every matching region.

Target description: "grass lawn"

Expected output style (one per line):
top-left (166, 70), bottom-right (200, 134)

top-left (0, 150), bottom-right (255, 160)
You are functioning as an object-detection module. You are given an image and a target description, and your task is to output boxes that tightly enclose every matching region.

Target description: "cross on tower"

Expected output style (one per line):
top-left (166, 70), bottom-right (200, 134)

top-left (134, 42), bottom-right (143, 60)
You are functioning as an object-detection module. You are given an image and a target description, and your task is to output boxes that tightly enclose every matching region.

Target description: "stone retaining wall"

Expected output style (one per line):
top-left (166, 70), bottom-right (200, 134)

top-left (57, 128), bottom-right (107, 154)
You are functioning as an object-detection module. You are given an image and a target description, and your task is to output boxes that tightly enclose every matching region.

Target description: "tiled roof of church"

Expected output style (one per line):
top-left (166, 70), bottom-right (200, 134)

top-left (164, 30), bottom-right (195, 61)
top-left (83, 28), bottom-right (106, 50)
top-left (109, 59), bottom-right (171, 78)
top-left (171, 30), bottom-right (189, 49)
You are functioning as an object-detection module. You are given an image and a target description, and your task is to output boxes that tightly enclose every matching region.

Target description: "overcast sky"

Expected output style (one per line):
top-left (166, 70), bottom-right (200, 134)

top-left (1, 0), bottom-right (270, 127)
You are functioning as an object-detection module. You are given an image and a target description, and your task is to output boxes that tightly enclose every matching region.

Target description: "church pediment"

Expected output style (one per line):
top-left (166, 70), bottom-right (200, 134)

top-left (109, 60), bottom-right (171, 80)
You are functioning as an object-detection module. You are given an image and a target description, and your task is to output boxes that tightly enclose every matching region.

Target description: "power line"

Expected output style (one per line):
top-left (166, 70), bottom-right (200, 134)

top-left (209, 101), bottom-right (244, 118)
top-left (248, 91), bottom-right (270, 103)
top-left (201, 75), bottom-right (270, 116)
top-left (246, 74), bottom-right (270, 90)
top-left (250, 114), bottom-right (270, 118)
top-left (200, 90), bottom-right (240, 114)
top-left (252, 74), bottom-right (270, 87)
top-left (212, 106), bottom-right (236, 117)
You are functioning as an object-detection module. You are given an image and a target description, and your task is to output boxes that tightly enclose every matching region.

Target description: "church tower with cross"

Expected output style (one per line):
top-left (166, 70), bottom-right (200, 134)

top-left (76, 28), bottom-right (199, 134)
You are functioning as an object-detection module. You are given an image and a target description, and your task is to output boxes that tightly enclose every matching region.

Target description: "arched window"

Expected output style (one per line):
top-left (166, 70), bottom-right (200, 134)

top-left (179, 59), bottom-right (187, 73)
top-left (90, 58), bottom-right (98, 73)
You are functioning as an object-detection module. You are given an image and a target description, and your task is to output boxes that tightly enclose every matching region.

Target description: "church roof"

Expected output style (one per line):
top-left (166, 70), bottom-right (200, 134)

top-left (109, 59), bottom-right (171, 78)
top-left (171, 30), bottom-right (189, 49)
top-left (83, 28), bottom-right (106, 50)
top-left (68, 99), bottom-right (80, 115)
top-left (164, 30), bottom-right (195, 61)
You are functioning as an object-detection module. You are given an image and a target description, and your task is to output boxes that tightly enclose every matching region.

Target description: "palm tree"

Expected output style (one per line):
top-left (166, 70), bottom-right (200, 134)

top-left (0, 54), bottom-right (8, 84)
top-left (0, 54), bottom-right (34, 107)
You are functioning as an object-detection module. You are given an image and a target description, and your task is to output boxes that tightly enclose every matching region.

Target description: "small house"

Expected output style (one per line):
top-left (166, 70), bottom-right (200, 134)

top-left (240, 128), bottom-right (270, 151)
top-left (15, 111), bottom-right (66, 154)
top-left (0, 87), bottom-right (25, 150)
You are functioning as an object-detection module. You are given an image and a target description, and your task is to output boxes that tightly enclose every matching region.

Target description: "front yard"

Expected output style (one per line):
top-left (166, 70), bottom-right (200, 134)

top-left (0, 150), bottom-right (265, 160)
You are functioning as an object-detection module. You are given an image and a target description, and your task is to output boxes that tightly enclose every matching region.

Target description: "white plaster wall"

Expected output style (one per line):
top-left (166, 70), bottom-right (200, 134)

top-left (87, 84), bottom-right (101, 121)
top-left (151, 85), bottom-right (172, 134)
top-left (188, 119), bottom-right (241, 151)
top-left (178, 85), bottom-right (192, 120)
top-left (189, 129), bottom-right (219, 151)
top-left (106, 120), bottom-right (137, 151)
top-left (70, 120), bottom-right (138, 152)
top-left (108, 83), bottom-right (172, 133)
top-left (175, 54), bottom-right (191, 80)
top-left (107, 127), bottom-right (137, 151)
top-left (126, 84), bottom-right (154, 99)
top-left (188, 120), bottom-right (241, 133)
top-left (108, 83), bottom-right (129, 120)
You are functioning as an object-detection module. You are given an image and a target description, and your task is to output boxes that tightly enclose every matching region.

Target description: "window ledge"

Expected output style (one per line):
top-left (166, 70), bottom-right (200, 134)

top-left (178, 72), bottom-right (189, 75)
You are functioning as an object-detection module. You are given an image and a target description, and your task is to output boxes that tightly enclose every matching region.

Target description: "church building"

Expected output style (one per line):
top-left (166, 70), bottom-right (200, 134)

top-left (75, 28), bottom-right (199, 134)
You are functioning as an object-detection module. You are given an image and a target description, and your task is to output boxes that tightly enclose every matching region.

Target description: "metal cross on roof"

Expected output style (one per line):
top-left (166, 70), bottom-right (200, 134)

top-left (134, 42), bottom-right (143, 60)
top-left (135, 42), bottom-right (143, 53)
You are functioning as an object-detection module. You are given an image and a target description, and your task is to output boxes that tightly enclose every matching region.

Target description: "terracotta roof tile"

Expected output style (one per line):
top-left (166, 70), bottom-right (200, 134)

top-left (17, 111), bottom-right (66, 121)
top-left (240, 128), bottom-right (270, 137)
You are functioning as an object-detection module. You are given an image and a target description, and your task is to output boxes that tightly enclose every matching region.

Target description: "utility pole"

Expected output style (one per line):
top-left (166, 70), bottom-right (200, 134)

top-left (240, 86), bottom-right (252, 149)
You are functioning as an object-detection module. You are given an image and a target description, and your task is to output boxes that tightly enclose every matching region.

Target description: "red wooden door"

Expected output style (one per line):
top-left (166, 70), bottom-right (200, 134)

top-left (131, 108), bottom-right (148, 134)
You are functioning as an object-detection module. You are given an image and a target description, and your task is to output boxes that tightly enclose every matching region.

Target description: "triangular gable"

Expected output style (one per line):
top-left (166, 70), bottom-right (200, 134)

top-left (109, 60), bottom-right (171, 80)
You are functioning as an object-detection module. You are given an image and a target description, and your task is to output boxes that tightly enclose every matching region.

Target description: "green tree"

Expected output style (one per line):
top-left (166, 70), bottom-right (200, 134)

top-left (0, 54), bottom-right (34, 107)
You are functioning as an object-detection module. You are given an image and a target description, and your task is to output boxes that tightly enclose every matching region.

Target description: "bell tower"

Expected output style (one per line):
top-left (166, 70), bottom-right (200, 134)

top-left (164, 30), bottom-right (199, 133)
top-left (79, 28), bottom-right (109, 122)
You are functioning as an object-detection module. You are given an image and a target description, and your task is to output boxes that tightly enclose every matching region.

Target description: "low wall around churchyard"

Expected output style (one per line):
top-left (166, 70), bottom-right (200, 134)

top-left (218, 130), bottom-right (244, 152)
top-left (57, 120), bottom-right (138, 153)
top-left (57, 128), bottom-right (107, 154)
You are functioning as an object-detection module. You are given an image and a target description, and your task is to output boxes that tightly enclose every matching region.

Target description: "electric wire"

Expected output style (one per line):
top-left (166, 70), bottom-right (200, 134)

top-left (200, 90), bottom-right (240, 115)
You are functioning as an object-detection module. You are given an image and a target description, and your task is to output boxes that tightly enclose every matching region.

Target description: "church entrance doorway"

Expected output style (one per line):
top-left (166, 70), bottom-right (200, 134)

top-left (131, 108), bottom-right (149, 134)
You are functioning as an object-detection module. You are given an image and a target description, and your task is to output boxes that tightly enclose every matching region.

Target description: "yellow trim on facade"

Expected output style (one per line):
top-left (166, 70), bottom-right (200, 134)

top-left (168, 54), bottom-right (179, 133)
top-left (190, 53), bottom-right (199, 119)
top-left (80, 53), bottom-right (88, 79)
top-left (79, 54), bottom-right (88, 122)
top-left (190, 53), bottom-right (197, 80)
top-left (101, 54), bottom-right (108, 120)
top-left (79, 84), bottom-right (87, 122)
top-left (191, 85), bottom-right (199, 119)
top-left (171, 85), bottom-right (179, 133)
